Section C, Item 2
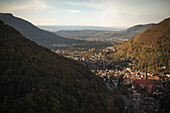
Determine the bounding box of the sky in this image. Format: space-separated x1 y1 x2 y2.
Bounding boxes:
0 0 170 26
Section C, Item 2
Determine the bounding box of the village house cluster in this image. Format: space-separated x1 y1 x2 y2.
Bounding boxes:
97 66 170 113
119 68 170 113
53 47 170 113
54 47 116 69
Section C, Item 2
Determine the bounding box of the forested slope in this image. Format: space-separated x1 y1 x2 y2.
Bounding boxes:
113 18 170 74
0 21 124 113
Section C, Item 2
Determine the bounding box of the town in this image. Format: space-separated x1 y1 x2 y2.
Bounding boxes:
54 46 170 113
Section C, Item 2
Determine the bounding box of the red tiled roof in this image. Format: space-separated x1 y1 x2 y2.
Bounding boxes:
133 80 156 87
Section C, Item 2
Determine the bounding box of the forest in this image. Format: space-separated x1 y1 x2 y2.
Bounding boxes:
0 20 124 113
113 18 170 74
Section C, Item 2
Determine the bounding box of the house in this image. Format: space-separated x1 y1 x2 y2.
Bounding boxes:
114 73 118 77
166 74 170 78
132 80 156 93
123 79 131 85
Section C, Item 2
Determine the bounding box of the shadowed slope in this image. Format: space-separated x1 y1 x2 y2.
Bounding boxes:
0 20 124 113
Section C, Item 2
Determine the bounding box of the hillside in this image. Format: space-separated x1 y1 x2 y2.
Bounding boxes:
0 13 83 49
55 24 155 41
0 21 124 113
126 24 156 34
113 18 170 74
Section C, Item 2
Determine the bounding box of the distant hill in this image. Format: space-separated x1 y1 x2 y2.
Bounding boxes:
56 30 111 39
38 25 126 32
0 13 83 49
55 24 156 41
113 18 170 74
0 20 124 113
126 24 156 33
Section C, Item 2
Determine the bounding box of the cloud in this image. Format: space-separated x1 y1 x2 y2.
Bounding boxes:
48 9 80 14
0 0 81 14
0 0 53 12
63 0 103 9
68 10 80 13
0 0 169 26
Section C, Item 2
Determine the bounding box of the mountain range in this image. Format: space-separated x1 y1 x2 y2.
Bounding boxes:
0 13 115 50
0 20 124 113
113 18 170 74
55 24 156 41
0 13 83 49
0 13 155 47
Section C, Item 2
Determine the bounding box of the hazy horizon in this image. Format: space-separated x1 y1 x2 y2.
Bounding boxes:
37 25 129 32
37 24 129 27
0 0 170 26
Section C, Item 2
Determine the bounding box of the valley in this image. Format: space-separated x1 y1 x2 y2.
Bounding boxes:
54 45 169 113
0 12 169 113
52 18 170 113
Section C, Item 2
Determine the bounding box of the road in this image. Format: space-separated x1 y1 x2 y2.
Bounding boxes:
104 82 113 92
104 82 131 113
120 94 131 113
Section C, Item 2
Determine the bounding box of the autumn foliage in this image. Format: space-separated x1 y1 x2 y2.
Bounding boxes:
114 18 170 74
